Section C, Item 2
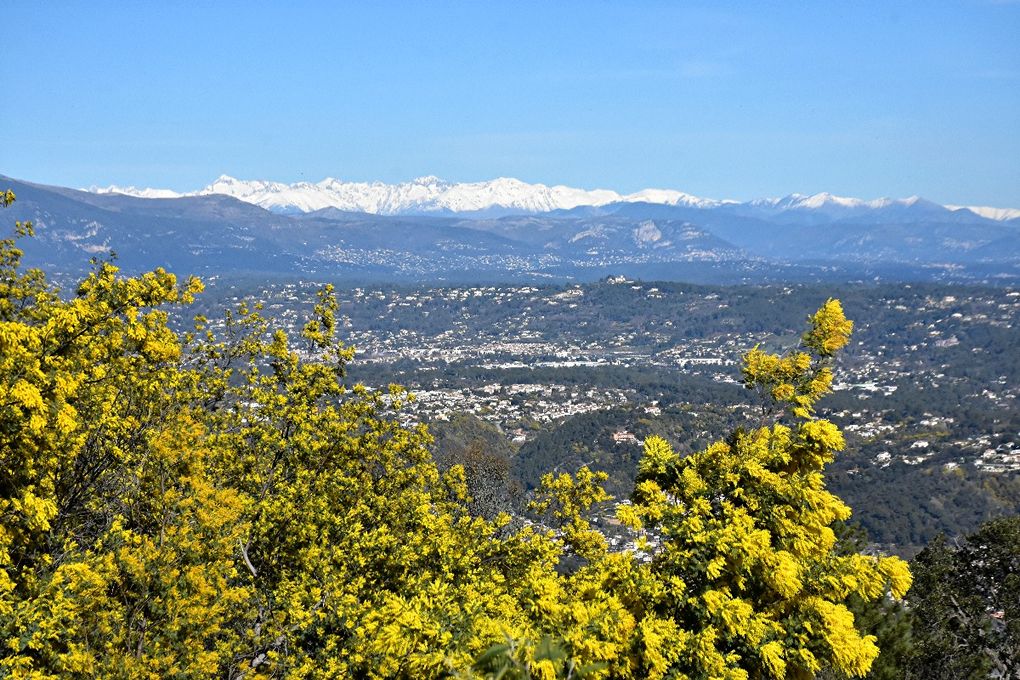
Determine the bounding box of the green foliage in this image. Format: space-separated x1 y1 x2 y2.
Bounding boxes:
1 192 911 679
431 414 522 519
904 516 1020 678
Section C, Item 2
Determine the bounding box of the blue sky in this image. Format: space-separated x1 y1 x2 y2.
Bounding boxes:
4 1 1019 206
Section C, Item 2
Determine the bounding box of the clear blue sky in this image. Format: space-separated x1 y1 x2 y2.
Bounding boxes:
4 1 1019 206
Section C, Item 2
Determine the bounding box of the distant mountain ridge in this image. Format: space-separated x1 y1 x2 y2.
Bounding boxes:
3 173 1017 286
89 175 1020 222
90 175 725 216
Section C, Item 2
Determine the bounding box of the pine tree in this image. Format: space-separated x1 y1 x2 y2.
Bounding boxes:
906 516 1020 678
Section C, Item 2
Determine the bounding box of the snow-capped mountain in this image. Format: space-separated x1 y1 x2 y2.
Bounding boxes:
88 184 184 200
88 176 1018 221
90 175 728 215
946 204 1020 222
747 192 928 212
7 173 1018 285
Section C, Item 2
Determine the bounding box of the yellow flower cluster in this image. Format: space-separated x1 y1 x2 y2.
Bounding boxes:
0 192 908 679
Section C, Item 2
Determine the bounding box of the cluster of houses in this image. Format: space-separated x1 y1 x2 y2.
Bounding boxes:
203 280 1019 476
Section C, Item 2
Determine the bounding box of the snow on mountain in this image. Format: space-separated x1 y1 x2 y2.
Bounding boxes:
88 177 1019 220
88 184 183 199
619 188 729 209
946 205 1020 222
89 175 727 215
747 192 930 212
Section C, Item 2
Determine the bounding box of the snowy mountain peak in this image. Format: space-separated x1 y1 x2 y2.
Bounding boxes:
412 175 445 185
85 176 1019 221
87 184 183 199
749 192 960 215
621 188 728 209
800 192 859 209
946 205 1020 221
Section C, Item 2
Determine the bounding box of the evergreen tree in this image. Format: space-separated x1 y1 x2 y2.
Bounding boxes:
906 516 1020 678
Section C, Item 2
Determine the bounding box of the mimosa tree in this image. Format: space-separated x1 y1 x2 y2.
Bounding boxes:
0 189 909 679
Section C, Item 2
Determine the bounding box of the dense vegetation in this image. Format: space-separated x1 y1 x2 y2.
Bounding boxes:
5 191 1019 676
905 515 1020 678
0 190 929 678
423 387 1020 555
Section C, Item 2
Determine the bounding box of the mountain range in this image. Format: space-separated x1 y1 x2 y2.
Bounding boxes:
90 175 1020 222
1 173 1017 286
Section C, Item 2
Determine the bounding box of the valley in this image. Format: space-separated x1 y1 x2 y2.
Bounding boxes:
192 276 1020 556
7 173 1019 555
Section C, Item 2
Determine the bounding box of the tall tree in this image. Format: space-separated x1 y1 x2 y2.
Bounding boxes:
906 516 1020 678
607 300 912 678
